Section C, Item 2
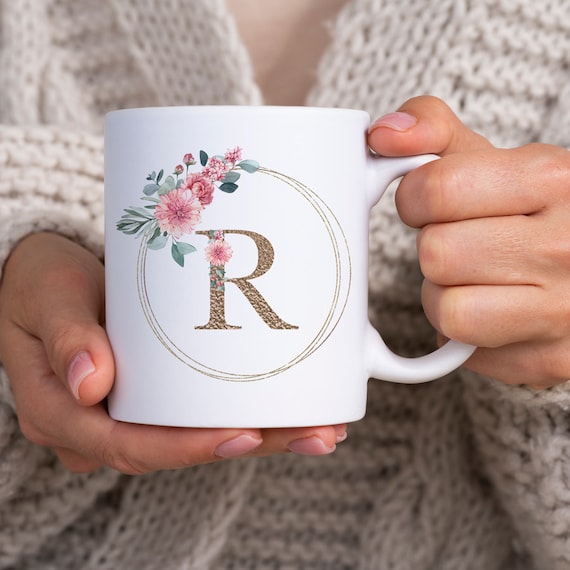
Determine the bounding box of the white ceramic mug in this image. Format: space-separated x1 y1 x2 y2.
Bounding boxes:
104 106 475 427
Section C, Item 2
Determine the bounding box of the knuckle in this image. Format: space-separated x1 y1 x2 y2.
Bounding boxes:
434 288 477 344
417 225 453 284
420 160 462 223
94 441 150 475
17 416 52 448
535 345 570 386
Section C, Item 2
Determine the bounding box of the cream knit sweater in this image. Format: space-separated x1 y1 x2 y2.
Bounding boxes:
0 1 569 569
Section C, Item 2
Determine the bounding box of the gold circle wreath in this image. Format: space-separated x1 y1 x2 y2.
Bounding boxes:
136 167 352 382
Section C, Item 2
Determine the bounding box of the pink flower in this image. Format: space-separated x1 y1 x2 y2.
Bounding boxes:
173 164 184 175
154 188 203 239
183 153 196 166
205 238 233 266
181 172 215 206
203 157 227 181
224 147 242 165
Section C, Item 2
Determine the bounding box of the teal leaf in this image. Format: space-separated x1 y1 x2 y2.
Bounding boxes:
219 182 238 193
124 207 153 219
143 183 160 196
175 241 197 255
148 232 168 250
156 169 164 184
171 242 185 267
238 159 259 173
158 175 176 195
200 150 208 167
222 171 241 184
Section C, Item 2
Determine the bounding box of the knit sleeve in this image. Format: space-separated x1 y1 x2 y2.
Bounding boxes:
0 126 105 268
462 371 570 568
0 126 124 568
0 125 105 411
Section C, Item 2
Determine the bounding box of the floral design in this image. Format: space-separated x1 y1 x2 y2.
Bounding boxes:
204 230 233 292
154 187 203 239
205 232 233 266
116 147 259 267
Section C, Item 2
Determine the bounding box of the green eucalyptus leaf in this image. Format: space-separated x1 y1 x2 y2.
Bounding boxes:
148 233 168 250
158 175 176 195
171 242 185 267
143 183 160 196
238 159 259 173
200 150 208 166
219 182 238 193
175 241 197 255
222 171 240 184
124 207 153 219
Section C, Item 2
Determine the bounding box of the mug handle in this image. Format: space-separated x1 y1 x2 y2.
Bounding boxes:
365 153 476 383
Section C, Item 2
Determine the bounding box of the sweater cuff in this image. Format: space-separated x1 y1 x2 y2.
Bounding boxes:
0 125 105 278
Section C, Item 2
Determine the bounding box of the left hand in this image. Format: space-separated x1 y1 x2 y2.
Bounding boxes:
368 95 570 388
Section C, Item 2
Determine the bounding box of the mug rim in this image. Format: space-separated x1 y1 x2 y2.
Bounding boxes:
105 105 370 121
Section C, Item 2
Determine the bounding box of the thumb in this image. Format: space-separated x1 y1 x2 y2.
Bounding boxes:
8 233 115 406
368 95 492 157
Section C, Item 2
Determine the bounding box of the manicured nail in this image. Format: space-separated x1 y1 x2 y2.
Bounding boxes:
287 436 336 456
334 425 348 443
67 351 96 400
369 111 417 133
336 431 348 444
214 434 263 458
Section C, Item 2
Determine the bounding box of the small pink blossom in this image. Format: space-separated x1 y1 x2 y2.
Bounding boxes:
183 153 196 166
154 188 203 239
173 164 184 175
203 157 227 181
205 239 233 266
182 172 215 206
224 147 242 165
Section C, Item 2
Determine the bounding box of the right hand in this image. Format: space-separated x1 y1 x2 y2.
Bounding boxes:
0 232 345 474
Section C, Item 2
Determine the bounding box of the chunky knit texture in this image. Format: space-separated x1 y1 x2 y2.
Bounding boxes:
0 0 569 568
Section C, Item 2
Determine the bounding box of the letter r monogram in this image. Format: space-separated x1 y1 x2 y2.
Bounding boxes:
195 230 298 330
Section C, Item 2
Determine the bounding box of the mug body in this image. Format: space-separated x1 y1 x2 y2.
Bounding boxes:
105 106 371 427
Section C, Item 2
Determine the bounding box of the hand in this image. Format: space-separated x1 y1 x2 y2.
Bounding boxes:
368 96 570 388
0 233 345 473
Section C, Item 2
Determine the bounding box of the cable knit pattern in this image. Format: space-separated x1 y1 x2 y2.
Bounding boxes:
0 0 569 568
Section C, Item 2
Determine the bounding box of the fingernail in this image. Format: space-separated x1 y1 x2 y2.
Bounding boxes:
369 111 417 133
214 434 263 458
287 436 336 456
67 351 96 400
336 431 348 444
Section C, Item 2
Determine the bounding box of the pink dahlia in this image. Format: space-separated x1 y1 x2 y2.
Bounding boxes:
154 188 202 239
181 172 215 206
205 238 233 266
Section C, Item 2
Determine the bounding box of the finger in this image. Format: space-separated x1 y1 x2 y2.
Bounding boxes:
3 320 263 473
417 214 559 287
464 341 570 388
5 233 114 405
53 447 103 474
421 281 568 348
22 371 264 473
255 424 347 457
396 144 570 228
368 95 493 158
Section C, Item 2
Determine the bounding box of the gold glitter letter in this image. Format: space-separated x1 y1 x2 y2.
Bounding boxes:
196 230 298 330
